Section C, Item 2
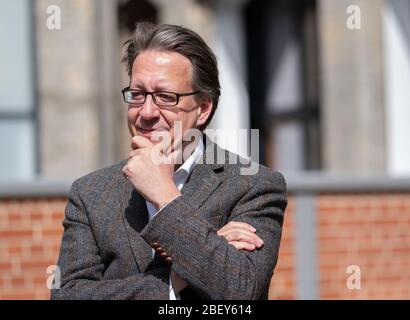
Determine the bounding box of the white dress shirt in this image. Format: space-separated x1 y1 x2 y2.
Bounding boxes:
145 136 204 299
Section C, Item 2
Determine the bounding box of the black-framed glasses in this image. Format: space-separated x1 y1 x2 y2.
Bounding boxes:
121 87 200 107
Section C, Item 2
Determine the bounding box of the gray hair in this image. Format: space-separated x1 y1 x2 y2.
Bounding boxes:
122 22 221 129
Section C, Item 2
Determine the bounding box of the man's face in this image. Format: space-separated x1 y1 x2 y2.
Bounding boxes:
127 50 212 145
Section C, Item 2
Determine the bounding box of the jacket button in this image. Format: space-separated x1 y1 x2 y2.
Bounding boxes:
160 252 168 258
164 257 173 264
152 242 160 249
156 247 164 254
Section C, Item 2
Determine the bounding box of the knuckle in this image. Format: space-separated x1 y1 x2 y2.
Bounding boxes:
237 221 249 228
231 231 240 239
217 226 226 233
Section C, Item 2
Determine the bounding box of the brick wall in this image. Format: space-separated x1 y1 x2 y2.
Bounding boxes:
1 193 409 300
317 193 410 299
0 199 65 299
269 198 296 299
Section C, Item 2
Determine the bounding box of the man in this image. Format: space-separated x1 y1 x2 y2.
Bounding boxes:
51 22 287 300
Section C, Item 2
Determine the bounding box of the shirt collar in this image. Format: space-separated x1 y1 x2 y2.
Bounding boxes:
173 135 204 189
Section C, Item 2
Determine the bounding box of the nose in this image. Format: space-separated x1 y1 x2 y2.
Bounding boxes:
138 94 160 120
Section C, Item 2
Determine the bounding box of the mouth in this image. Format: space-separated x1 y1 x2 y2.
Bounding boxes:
139 128 157 134
137 127 168 139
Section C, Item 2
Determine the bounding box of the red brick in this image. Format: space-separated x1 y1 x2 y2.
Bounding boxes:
0 230 32 238
33 276 48 286
42 229 63 237
0 293 36 300
10 277 27 287
21 260 54 271
30 245 44 255
8 245 23 255
0 262 13 271
35 292 51 300
52 211 64 221
30 212 43 221
8 213 22 222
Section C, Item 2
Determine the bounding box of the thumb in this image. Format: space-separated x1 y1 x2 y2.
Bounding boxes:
131 135 152 150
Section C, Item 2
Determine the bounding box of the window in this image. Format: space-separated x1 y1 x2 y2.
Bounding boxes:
0 0 37 180
246 0 321 172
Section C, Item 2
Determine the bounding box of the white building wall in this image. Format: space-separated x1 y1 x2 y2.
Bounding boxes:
383 0 410 176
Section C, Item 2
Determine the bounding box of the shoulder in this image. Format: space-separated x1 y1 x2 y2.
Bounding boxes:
233 161 286 193
70 159 127 195
211 144 287 194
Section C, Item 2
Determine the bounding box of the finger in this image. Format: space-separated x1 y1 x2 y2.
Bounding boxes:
169 135 183 158
164 126 184 158
151 131 181 165
131 135 152 150
217 224 258 238
218 227 257 238
218 221 256 233
227 221 257 232
164 128 175 157
152 134 172 162
219 229 264 247
228 241 256 251
152 131 172 154
121 165 131 180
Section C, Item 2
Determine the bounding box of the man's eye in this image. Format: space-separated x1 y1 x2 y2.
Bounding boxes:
131 92 145 100
156 92 176 102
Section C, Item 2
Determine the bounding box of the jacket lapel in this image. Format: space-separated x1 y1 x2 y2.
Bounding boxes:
178 135 224 209
179 162 223 210
121 183 153 273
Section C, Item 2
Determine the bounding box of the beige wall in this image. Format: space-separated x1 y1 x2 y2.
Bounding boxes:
319 0 386 174
36 0 100 179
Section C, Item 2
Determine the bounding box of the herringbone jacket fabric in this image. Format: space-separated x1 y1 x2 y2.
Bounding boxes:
51 137 287 300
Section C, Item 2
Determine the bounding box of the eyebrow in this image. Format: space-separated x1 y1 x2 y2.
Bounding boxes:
129 85 173 92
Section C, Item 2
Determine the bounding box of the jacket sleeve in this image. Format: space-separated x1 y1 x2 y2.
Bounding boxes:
140 170 287 300
51 180 170 300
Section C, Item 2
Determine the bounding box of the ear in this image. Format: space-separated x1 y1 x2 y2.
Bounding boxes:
195 96 213 128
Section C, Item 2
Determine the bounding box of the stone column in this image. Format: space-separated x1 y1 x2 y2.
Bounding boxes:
383 0 410 176
94 0 122 168
319 0 386 174
36 0 125 178
36 0 100 178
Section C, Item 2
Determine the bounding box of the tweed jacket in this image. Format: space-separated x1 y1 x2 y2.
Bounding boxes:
51 137 287 300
